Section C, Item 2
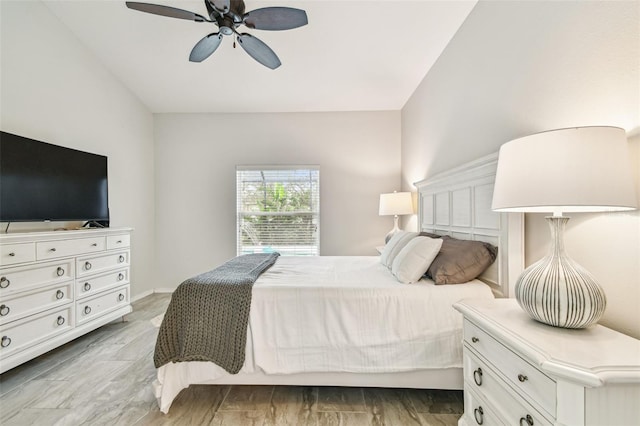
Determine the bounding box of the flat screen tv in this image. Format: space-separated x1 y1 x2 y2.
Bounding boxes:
0 131 109 224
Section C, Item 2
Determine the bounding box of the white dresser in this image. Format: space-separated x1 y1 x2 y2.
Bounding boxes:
454 298 640 426
0 227 132 373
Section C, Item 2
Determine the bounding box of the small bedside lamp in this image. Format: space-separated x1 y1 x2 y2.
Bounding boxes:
492 126 637 329
379 191 413 243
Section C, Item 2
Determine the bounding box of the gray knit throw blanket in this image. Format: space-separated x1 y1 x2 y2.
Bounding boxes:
153 252 280 372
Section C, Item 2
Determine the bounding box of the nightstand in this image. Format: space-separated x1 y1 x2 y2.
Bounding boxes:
454 298 640 426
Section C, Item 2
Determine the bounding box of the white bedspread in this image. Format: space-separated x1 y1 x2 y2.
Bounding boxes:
155 256 494 412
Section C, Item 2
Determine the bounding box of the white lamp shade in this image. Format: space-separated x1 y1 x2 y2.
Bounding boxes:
492 126 637 214
379 192 413 216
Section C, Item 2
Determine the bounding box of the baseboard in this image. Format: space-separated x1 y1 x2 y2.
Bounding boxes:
153 288 175 294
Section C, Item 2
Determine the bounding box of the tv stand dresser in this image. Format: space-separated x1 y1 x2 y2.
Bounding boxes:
0 227 132 373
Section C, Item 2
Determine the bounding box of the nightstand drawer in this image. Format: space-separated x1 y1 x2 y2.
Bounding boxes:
463 387 505 426
464 350 553 426
464 319 556 417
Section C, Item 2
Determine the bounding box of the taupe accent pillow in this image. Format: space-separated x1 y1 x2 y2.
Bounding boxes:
427 236 498 284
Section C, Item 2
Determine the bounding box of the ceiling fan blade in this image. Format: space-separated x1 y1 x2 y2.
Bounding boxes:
126 2 208 22
237 33 281 69
189 33 223 62
243 7 308 31
210 0 230 13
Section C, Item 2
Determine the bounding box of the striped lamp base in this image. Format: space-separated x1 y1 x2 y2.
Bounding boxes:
515 216 606 329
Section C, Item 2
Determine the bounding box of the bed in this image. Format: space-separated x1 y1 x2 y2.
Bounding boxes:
153 153 524 414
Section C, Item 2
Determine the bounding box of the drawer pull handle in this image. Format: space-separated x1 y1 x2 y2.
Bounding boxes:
473 367 483 386
8 252 15 257
91 243 98 247
84 282 91 291
56 316 65 326
1 336 11 348
0 305 10 316
49 248 57 252
118 255 125 263
56 267 65 277
117 240 123 244
84 306 92 315
520 414 534 426
471 336 479 343
118 293 125 302
56 290 64 299
84 261 92 270
0 277 9 288
473 406 484 425
518 374 528 382
118 273 124 281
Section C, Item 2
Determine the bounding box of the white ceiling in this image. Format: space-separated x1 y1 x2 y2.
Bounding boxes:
43 0 477 113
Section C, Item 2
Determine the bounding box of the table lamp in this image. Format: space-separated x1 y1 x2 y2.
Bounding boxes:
379 191 413 243
492 126 637 328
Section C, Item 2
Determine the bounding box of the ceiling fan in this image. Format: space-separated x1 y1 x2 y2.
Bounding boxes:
125 0 308 69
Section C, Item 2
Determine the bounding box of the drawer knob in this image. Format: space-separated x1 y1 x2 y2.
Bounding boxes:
473 406 484 425
518 374 528 383
49 248 57 252
118 273 124 281
84 306 92 315
56 267 65 277
0 277 9 288
91 243 98 247
117 240 123 244
1 336 11 348
0 304 10 316
118 255 125 263
84 261 92 270
118 293 125 302
471 336 479 343
56 290 65 300
520 414 534 426
84 282 91 291
56 316 65 326
8 252 15 257
473 367 483 386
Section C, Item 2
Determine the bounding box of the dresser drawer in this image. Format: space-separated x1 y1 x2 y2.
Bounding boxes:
36 237 105 261
77 269 129 299
106 234 130 250
76 285 129 325
464 386 505 426
0 282 73 325
464 350 553 426
0 243 36 266
0 259 74 298
76 251 129 278
0 305 72 358
464 319 556 418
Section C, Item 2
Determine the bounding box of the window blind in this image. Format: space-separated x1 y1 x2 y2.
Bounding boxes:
236 166 320 256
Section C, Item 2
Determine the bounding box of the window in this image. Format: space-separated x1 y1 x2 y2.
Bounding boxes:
236 166 320 256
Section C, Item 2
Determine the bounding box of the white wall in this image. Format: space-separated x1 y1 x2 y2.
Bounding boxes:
154 112 400 290
401 1 640 337
0 1 156 297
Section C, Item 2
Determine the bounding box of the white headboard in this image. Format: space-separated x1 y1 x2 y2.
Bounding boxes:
414 153 524 298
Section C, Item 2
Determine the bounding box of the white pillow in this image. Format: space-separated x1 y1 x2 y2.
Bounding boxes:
391 236 443 284
380 231 418 268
